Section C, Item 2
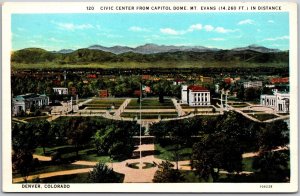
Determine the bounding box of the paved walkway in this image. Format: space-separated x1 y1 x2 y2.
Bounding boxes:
114 99 131 117
171 98 185 116
14 145 289 183
78 99 93 107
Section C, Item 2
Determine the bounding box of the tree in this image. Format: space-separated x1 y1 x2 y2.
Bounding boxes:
153 80 171 103
237 85 245 100
12 122 39 181
12 150 34 182
35 120 51 155
67 120 88 158
252 151 290 182
153 161 184 182
191 133 243 182
258 120 289 151
88 162 121 183
244 87 260 101
93 124 135 160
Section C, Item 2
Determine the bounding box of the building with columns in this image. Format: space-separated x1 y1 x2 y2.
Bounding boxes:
53 87 68 95
260 90 289 113
181 85 211 106
12 93 49 116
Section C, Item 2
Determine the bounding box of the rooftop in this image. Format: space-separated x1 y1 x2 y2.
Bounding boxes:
188 85 209 92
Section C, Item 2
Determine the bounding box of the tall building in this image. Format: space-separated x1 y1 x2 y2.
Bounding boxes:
12 93 49 116
181 85 211 106
260 90 289 113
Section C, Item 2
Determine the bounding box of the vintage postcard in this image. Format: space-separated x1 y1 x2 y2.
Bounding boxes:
1 1 298 193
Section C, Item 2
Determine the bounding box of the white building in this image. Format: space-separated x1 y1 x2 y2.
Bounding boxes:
53 87 68 95
243 81 263 89
181 85 211 106
12 93 49 116
260 90 289 113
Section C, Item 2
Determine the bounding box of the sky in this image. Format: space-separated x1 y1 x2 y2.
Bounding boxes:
11 12 289 51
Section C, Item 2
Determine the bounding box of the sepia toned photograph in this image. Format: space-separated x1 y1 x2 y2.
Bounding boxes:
1 2 298 192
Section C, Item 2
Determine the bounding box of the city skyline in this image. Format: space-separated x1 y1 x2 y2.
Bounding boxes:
12 12 289 51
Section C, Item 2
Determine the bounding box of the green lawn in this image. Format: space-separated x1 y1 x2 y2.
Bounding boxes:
84 99 125 109
248 113 278 121
84 107 111 110
127 98 175 109
121 113 178 119
13 163 91 178
181 105 213 109
88 99 125 104
242 157 256 172
35 146 118 163
154 144 192 161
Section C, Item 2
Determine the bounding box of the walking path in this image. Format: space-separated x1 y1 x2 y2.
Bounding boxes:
264 115 290 123
78 99 93 107
172 98 185 116
114 99 131 117
14 144 289 183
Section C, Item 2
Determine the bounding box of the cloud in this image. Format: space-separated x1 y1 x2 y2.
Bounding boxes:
161 24 236 35
268 20 275 23
53 21 94 31
49 37 64 42
204 25 214 32
160 28 183 35
263 36 289 41
128 26 150 32
188 24 202 32
214 27 236 33
160 24 203 35
238 19 255 25
210 38 225 41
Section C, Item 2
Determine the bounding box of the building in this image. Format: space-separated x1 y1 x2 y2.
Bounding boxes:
200 76 214 83
270 77 289 84
12 93 49 116
181 85 211 106
173 79 186 85
224 77 234 85
243 81 263 89
99 90 109 98
260 90 289 113
53 87 68 95
142 75 151 80
87 74 97 79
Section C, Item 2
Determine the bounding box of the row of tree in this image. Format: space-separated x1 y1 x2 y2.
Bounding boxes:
12 74 182 99
150 111 289 182
12 117 140 180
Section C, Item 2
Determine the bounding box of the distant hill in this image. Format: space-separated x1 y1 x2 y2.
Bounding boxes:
11 45 289 68
232 44 281 53
85 44 220 54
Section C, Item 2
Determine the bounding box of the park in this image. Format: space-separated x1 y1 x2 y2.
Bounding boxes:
12 93 290 183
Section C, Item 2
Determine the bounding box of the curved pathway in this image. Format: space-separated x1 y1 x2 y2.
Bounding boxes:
14 144 289 183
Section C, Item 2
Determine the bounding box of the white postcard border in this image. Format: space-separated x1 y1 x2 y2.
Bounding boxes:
1 2 298 193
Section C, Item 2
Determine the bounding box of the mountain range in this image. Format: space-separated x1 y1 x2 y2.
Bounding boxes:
52 44 282 55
